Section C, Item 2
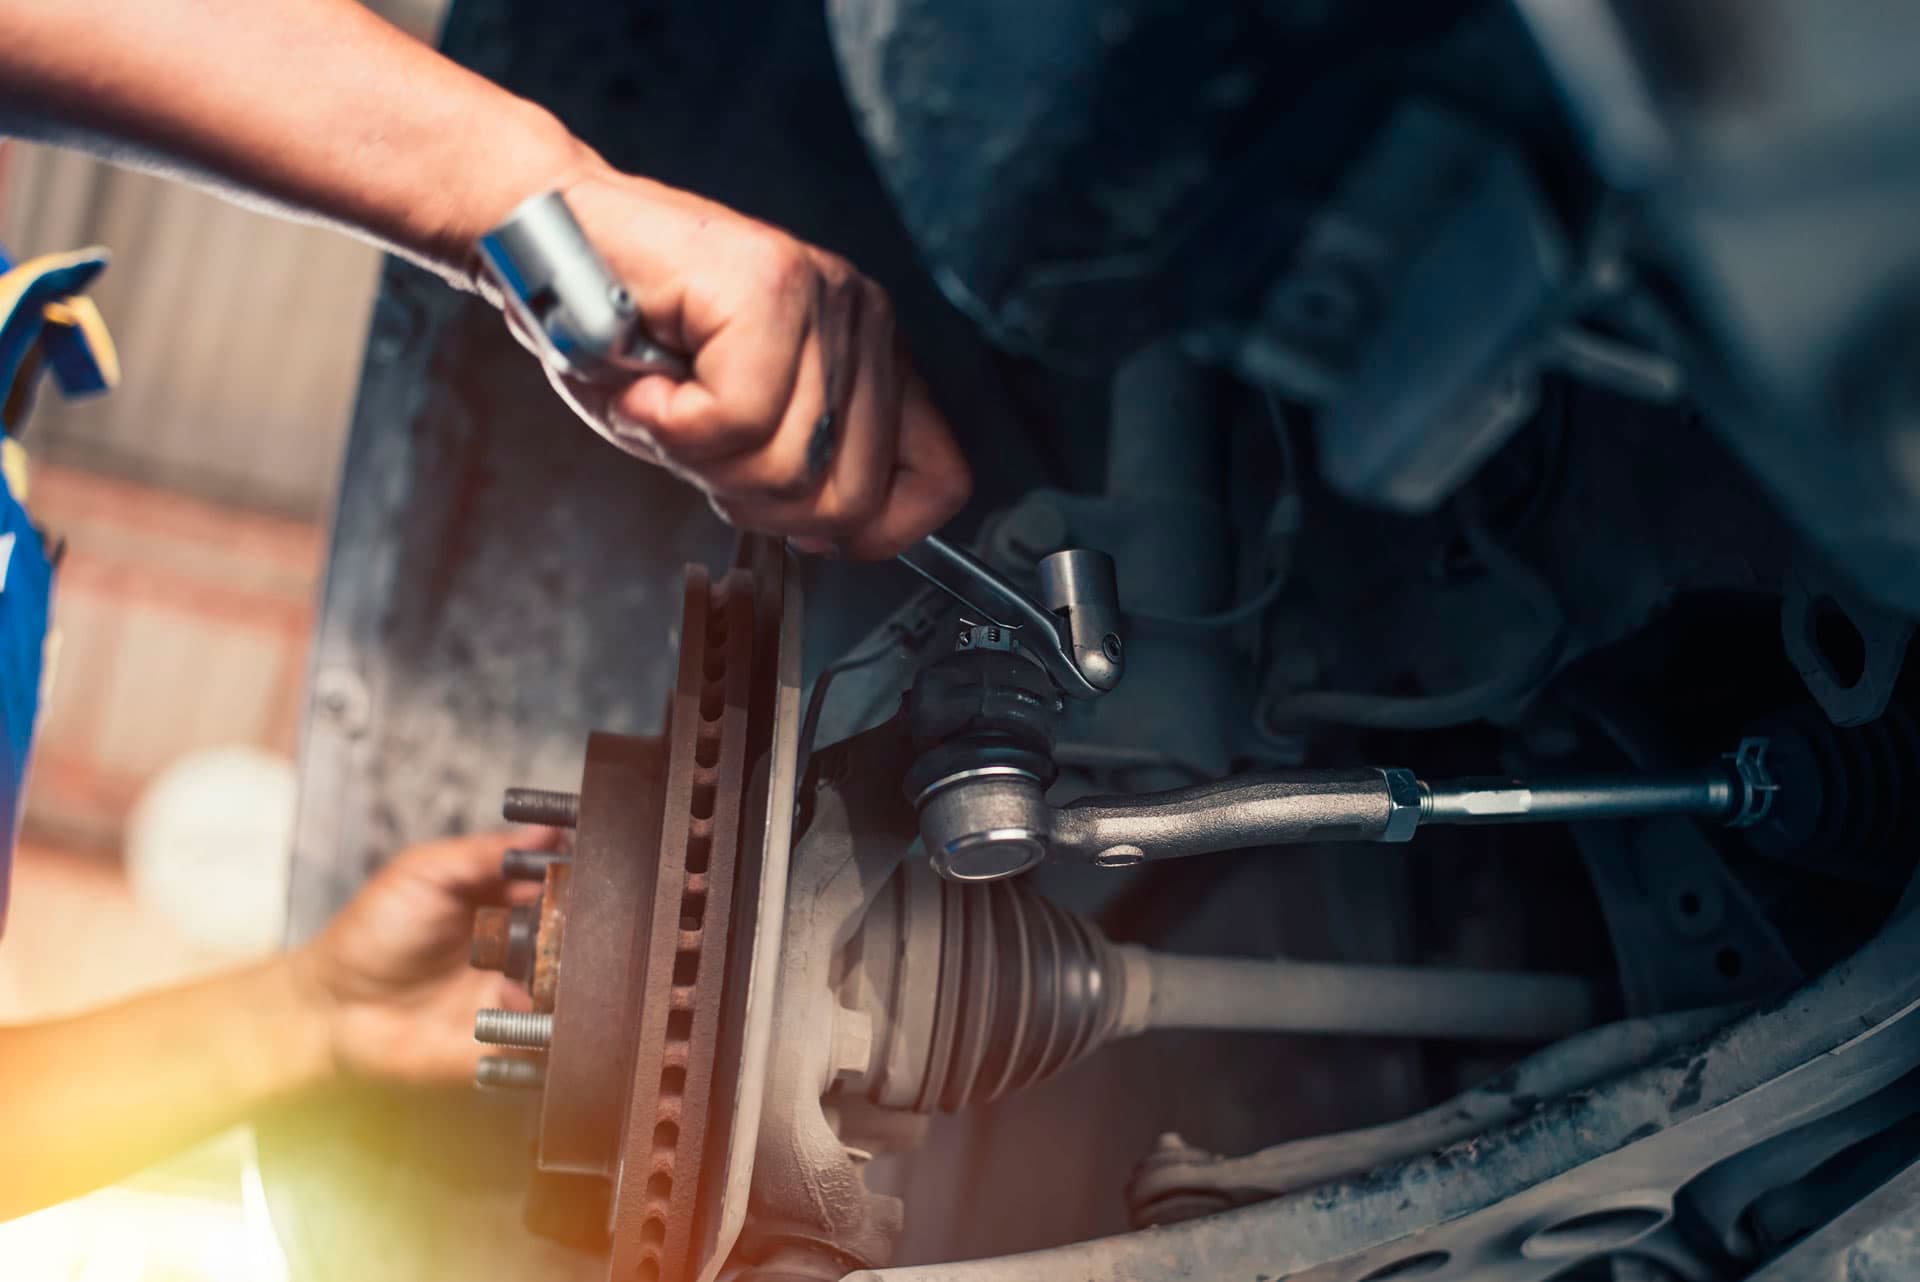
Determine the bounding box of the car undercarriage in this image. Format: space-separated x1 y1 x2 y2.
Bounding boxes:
263 3 1920 1281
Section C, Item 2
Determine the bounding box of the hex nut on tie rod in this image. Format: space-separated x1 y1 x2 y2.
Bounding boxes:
1381 767 1423 842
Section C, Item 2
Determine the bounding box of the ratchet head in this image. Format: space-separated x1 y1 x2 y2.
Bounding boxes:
476 190 691 384
1038 549 1123 692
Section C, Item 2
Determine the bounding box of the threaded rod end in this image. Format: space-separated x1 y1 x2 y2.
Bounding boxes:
503 788 579 828
475 1056 547 1090
475 1008 553 1049
502 848 568 880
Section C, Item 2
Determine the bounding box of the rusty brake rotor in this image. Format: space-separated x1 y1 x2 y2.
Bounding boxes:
474 538 795 1282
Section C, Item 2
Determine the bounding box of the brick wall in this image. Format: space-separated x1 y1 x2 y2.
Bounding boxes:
24 464 323 850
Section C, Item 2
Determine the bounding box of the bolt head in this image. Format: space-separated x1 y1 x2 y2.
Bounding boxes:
313 668 371 738
831 1008 876 1084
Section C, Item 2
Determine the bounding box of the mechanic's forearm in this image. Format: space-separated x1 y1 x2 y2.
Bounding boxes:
0 955 331 1220
0 0 592 278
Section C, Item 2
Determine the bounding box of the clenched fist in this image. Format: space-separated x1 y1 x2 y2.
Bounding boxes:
485 164 972 559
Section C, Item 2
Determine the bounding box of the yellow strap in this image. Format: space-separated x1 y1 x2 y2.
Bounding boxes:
1 439 27 502
0 247 117 426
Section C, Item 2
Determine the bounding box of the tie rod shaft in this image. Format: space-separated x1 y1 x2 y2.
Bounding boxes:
918 740 1776 878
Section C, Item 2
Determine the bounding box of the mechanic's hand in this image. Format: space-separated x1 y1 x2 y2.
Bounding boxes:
290 828 559 1087
495 164 971 560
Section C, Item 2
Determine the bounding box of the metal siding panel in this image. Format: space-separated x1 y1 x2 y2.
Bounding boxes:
2 147 377 519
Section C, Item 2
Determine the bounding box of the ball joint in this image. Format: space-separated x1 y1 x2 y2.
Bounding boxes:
903 645 1062 881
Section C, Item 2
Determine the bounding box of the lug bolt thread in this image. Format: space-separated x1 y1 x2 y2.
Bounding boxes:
475 1056 547 1090
502 848 567 881
475 1008 553 1049
502 788 579 828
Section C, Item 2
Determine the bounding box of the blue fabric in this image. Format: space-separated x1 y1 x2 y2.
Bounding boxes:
0 238 64 936
42 321 113 397
0 462 49 935
0 242 115 398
